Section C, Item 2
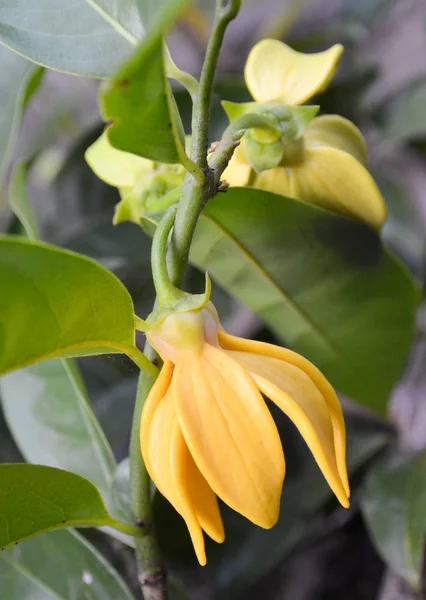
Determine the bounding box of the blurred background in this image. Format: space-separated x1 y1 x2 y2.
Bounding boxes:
0 0 425 598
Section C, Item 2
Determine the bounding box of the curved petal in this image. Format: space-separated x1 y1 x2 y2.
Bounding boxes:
305 115 368 166
186 452 225 543
290 147 387 228
143 383 207 565
245 39 343 105
254 167 292 196
174 344 285 529
218 332 349 498
222 143 252 187
85 131 154 188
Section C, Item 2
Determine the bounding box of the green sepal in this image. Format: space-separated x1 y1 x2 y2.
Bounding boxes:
136 273 212 332
222 100 259 121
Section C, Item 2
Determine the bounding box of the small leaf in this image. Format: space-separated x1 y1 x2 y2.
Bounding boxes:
361 451 426 590
0 236 137 375
0 359 116 502
0 529 134 600
0 46 43 182
8 162 39 240
101 38 187 163
191 188 419 413
0 465 117 549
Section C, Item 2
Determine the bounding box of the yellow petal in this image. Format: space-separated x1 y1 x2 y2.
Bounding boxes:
305 115 368 166
186 452 225 544
140 362 207 565
290 147 387 228
85 131 154 188
222 142 252 187
218 332 349 498
245 39 343 105
254 167 291 196
174 345 285 528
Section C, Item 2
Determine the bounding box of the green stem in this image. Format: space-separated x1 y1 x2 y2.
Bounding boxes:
170 0 242 285
129 343 167 600
151 206 179 306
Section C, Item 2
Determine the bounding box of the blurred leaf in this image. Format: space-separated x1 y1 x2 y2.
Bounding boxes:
0 359 116 502
0 529 134 600
0 465 118 549
110 458 133 524
8 162 39 239
101 36 186 163
0 46 43 183
0 1 133 78
361 451 426 591
191 188 419 414
155 410 392 598
0 236 137 374
385 83 426 143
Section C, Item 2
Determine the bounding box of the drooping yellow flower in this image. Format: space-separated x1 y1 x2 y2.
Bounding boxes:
223 39 386 229
141 303 350 565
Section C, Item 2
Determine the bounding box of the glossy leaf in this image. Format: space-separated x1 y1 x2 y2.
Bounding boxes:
0 529 134 600
101 35 186 164
0 236 138 375
0 46 43 182
0 359 116 501
361 451 426 591
0 1 132 78
385 83 426 142
0 464 117 549
191 188 419 413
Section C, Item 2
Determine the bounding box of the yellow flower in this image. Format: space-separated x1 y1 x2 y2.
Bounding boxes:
141 304 350 565
85 132 184 224
223 39 386 229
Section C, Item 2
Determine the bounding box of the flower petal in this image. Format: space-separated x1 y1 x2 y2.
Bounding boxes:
174 345 285 528
140 362 207 565
289 146 387 228
305 115 368 166
222 143 252 186
218 333 349 498
85 131 153 188
186 452 225 543
245 39 343 105
254 167 292 196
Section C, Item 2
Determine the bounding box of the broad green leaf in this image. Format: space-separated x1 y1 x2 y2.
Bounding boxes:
191 188 419 414
361 451 426 591
0 1 132 78
0 464 118 549
0 46 43 182
0 236 138 374
385 83 426 142
8 162 39 240
0 359 116 501
0 529 134 600
101 36 187 164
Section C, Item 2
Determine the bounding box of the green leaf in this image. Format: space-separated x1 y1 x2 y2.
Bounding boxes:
0 236 138 375
191 188 419 414
385 83 426 142
0 529 134 600
361 451 426 591
0 46 43 182
8 162 39 240
0 464 117 549
0 359 116 501
101 36 187 164
0 1 133 78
